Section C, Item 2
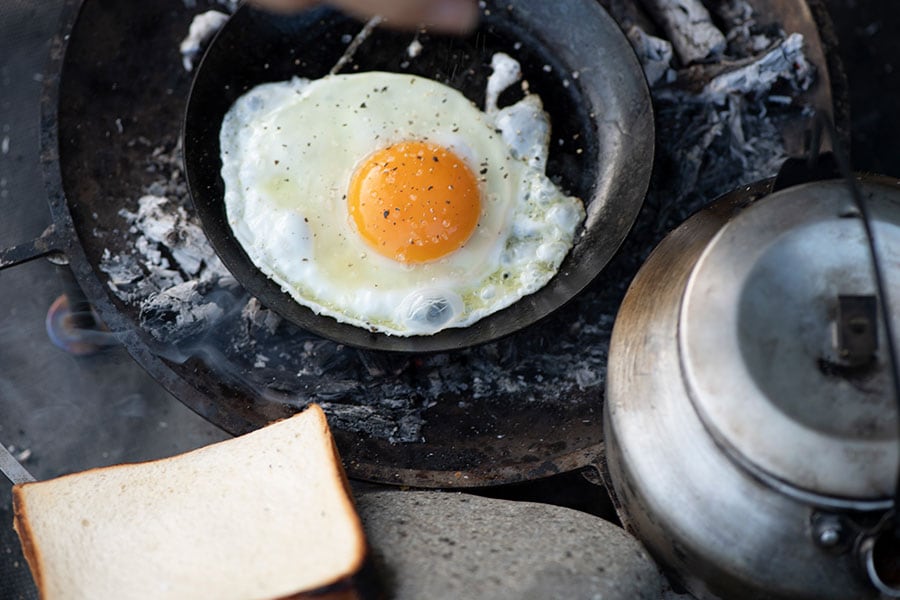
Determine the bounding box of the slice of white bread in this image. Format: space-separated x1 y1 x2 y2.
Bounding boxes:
12 404 371 600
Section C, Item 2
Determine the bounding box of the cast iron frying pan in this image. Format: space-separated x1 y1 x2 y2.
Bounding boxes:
184 0 654 352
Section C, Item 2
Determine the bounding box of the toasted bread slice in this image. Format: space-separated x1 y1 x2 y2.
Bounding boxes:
12 404 371 600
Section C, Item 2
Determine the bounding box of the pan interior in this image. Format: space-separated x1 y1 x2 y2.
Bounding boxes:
184 1 648 352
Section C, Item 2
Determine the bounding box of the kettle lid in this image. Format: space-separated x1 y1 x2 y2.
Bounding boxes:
680 179 900 502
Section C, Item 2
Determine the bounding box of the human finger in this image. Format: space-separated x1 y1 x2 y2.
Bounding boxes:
246 0 479 34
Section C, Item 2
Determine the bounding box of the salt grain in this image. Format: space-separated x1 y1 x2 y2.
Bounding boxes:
406 38 423 58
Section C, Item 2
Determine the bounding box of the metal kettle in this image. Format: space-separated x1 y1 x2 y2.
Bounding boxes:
603 172 900 599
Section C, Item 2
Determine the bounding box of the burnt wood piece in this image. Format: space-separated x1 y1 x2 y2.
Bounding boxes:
640 0 726 64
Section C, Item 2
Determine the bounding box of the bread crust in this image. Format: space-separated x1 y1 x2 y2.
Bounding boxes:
324 411 368 579
278 555 382 600
12 483 46 599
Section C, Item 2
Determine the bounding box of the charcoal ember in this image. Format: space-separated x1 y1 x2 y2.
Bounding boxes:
425 370 470 397
318 402 424 443
241 297 282 335
296 339 360 377
289 377 361 400
356 349 411 377
713 0 783 56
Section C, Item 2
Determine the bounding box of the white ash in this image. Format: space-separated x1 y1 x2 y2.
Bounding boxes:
627 26 674 87
642 0 726 64
652 32 814 106
574 366 603 390
120 195 229 282
140 281 227 342
99 249 143 287
180 10 230 72
100 193 235 343
696 33 814 105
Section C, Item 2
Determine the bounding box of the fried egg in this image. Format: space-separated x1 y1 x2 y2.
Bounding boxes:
220 57 584 336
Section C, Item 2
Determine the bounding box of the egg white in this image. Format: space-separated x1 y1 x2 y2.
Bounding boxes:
220 69 584 335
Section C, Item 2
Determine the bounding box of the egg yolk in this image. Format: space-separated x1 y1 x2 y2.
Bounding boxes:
348 141 481 263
